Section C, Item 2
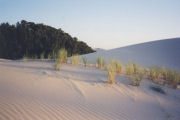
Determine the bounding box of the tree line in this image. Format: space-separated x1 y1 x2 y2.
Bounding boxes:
0 20 95 59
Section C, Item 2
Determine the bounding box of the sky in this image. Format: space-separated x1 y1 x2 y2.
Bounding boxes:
0 0 180 49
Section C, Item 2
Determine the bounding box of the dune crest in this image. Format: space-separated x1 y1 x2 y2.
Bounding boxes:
83 38 180 71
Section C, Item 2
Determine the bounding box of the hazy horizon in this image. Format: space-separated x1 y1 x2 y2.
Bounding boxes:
1 0 180 49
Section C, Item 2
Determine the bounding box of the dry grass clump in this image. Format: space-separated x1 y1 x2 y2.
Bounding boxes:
112 59 122 74
148 66 162 82
131 67 144 86
125 62 144 86
125 63 134 76
166 70 180 88
57 48 68 63
71 54 79 66
132 62 138 74
106 63 117 84
97 57 106 69
54 48 68 71
148 66 180 88
82 57 88 67
55 59 61 71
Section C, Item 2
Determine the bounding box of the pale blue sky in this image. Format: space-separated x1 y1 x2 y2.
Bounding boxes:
0 0 180 49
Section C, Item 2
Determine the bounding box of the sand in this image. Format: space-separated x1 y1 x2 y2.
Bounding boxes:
0 59 180 120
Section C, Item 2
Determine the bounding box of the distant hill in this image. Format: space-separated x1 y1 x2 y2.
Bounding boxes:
0 20 95 59
82 38 180 71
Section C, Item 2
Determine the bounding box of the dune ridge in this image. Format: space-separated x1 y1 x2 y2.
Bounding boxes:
82 38 180 71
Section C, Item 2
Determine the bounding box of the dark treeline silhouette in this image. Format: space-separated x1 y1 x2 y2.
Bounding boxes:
0 20 95 59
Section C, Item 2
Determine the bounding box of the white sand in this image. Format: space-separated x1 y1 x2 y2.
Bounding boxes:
0 59 180 120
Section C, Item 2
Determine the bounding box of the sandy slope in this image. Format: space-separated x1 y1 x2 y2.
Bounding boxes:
0 60 180 120
82 38 180 71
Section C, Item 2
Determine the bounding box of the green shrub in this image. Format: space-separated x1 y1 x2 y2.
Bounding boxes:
106 63 117 84
82 57 88 67
71 54 79 66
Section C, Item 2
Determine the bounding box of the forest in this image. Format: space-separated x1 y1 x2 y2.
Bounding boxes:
0 20 95 59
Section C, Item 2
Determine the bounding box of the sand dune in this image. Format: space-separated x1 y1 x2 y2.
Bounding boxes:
0 60 180 120
82 38 180 71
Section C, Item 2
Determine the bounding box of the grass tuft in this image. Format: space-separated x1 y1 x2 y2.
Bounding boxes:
54 48 68 71
55 59 61 71
131 67 144 86
106 63 117 84
111 59 122 74
125 63 134 76
71 54 79 66
57 48 67 63
97 57 106 69
148 67 180 88
82 57 88 67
